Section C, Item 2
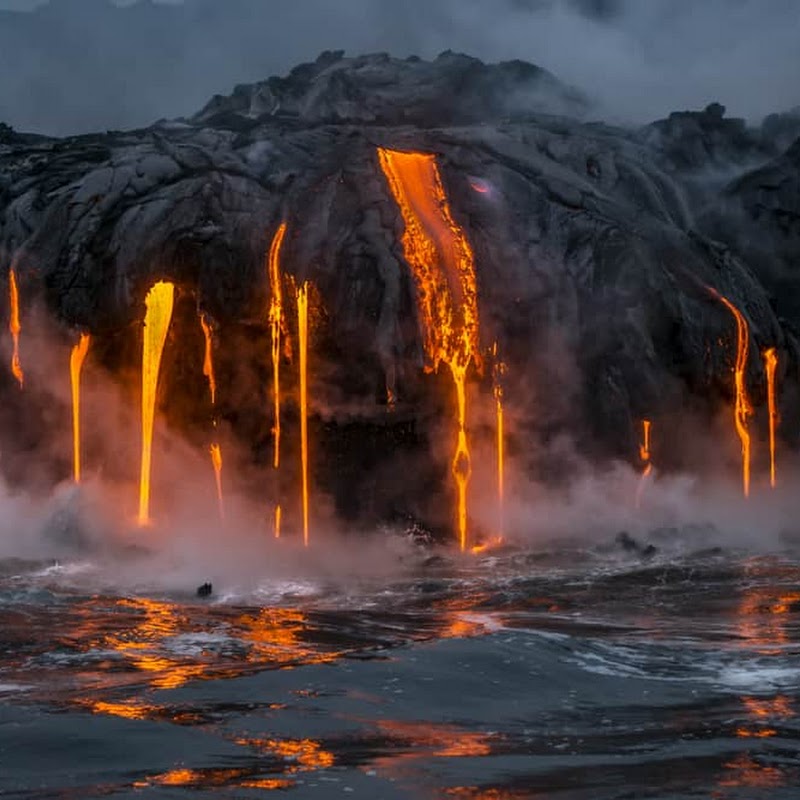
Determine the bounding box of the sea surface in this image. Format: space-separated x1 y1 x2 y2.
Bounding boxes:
1 531 799 799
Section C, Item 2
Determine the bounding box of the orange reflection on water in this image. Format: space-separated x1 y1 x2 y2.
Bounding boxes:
368 720 494 778
717 575 798 792
445 789 525 800
717 755 785 790
236 736 335 772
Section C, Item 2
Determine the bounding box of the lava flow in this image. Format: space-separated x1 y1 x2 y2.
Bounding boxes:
70 333 91 484
709 288 754 498
138 281 175 527
763 347 779 489
8 268 23 388
297 282 310 548
268 223 288 538
200 313 224 520
635 419 653 509
377 147 480 551
492 343 506 538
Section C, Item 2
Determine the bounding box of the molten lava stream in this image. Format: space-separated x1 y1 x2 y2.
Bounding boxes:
708 288 754 498
209 444 224 521
635 419 653 509
377 147 480 551
268 223 288 538
763 347 779 489
297 282 310 548
492 343 506 539
70 333 91 484
199 313 217 407
8 268 23 388
200 313 225 521
138 281 175 527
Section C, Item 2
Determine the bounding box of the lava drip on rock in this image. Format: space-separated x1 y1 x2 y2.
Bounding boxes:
8 268 23 388
200 312 224 521
708 288 754 498
636 419 653 509
297 282 310 548
268 222 288 538
763 347 779 489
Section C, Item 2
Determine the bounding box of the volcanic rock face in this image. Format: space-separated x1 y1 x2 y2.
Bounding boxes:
0 51 798 522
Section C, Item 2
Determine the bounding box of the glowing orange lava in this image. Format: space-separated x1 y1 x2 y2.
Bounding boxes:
70 333 91 484
138 281 174 527
199 313 224 521
199 313 217 406
210 443 224 521
763 347 778 489
268 222 287 470
8 268 23 388
377 147 480 551
492 343 506 539
708 288 753 498
268 223 288 539
297 282 310 547
635 419 653 509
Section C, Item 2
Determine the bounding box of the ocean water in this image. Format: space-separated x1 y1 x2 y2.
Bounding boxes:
1 535 799 799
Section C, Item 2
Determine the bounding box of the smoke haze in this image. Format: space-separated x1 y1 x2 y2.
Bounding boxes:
0 0 797 135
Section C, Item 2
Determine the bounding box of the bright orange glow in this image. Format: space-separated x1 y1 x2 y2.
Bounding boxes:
8 268 23 388
210 443 224 520
274 504 282 539
709 288 753 498
199 313 217 406
720 578 798 791
268 222 288 470
199 313 224 522
138 281 174 527
492 343 506 539
635 419 653 509
377 147 480 551
237 737 335 772
297 282 310 547
70 333 91 484
764 347 779 489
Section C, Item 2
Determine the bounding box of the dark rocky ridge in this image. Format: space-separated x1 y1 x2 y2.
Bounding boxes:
1 52 799 528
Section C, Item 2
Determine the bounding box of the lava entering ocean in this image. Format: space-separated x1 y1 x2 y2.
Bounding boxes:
138 281 175 527
377 147 480 551
70 333 91 484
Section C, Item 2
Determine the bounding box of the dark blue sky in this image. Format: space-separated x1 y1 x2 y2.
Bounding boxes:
0 0 797 134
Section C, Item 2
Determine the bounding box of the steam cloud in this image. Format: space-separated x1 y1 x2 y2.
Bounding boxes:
0 0 797 135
